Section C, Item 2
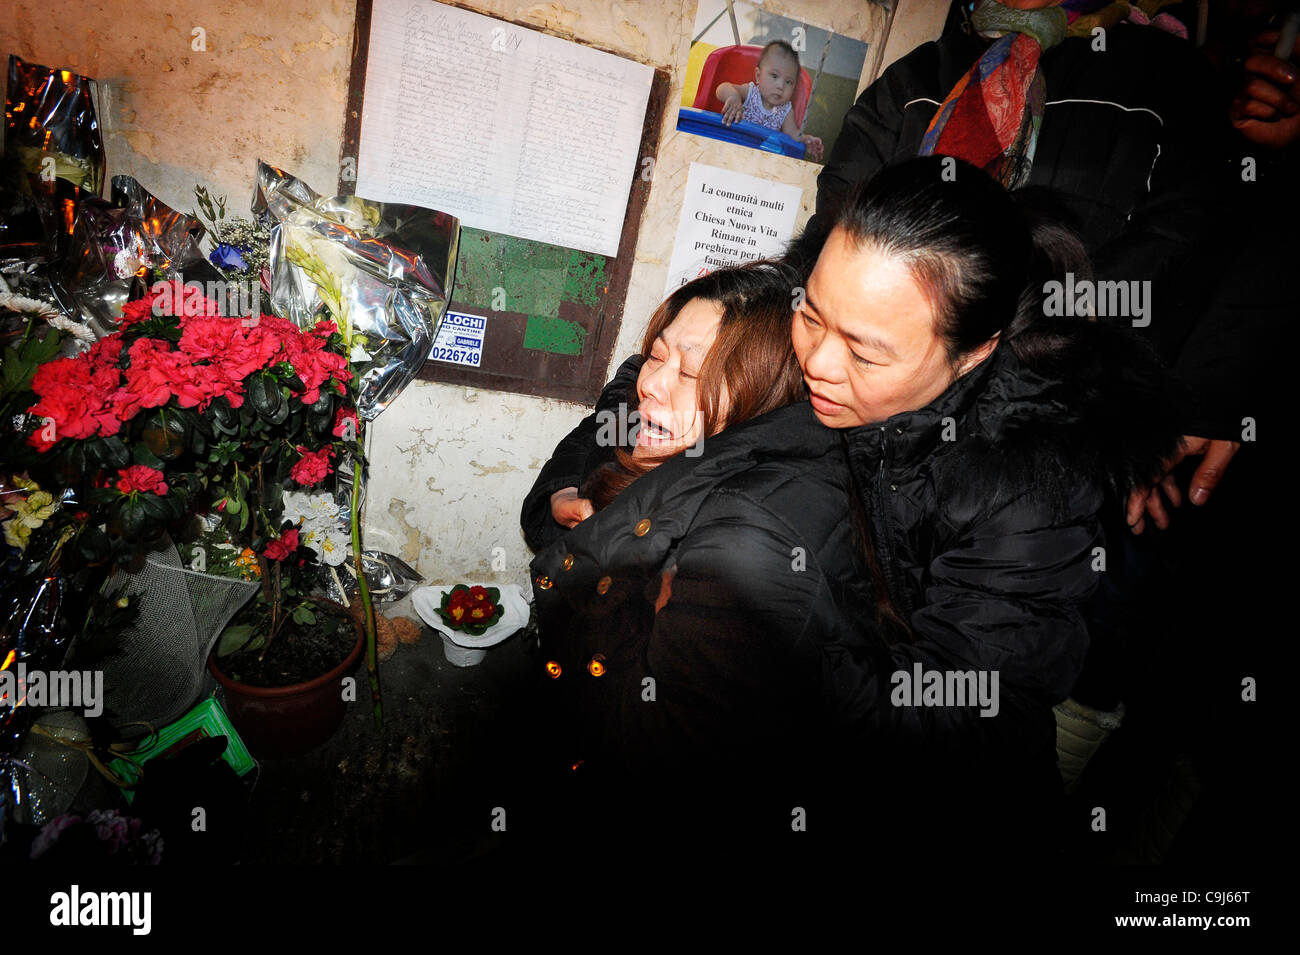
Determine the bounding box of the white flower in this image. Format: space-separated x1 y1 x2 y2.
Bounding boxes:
303 525 350 566
42 313 97 346
284 490 341 528
0 292 60 318
282 491 314 527
306 495 342 523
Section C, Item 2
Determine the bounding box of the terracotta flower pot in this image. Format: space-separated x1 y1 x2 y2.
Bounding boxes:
207 610 364 759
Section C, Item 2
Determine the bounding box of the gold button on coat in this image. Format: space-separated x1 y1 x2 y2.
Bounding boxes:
563 553 574 570
587 654 607 677
536 575 552 590
596 576 612 595
634 518 651 537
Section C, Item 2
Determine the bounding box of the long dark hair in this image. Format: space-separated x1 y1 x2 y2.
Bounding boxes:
832 156 1091 375
583 261 807 510
831 157 1093 641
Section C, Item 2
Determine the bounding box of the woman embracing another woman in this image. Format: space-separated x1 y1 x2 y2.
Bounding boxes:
521 260 876 842
520 157 1182 859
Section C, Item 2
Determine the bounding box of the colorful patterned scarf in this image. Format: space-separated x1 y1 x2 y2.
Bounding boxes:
919 0 1184 188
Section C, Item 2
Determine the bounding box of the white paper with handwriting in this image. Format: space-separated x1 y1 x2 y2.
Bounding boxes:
356 0 653 256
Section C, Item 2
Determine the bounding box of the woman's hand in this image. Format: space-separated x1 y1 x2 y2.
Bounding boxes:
802 135 824 161
550 486 594 528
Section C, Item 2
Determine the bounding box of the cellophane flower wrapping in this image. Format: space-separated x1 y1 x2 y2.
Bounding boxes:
255 160 459 421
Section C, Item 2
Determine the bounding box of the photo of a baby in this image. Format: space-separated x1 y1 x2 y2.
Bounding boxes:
716 40 822 160
676 0 870 165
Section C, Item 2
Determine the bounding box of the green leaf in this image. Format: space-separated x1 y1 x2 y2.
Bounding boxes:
76 525 111 563
162 492 186 520
138 492 169 522
261 481 285 510
115 498 146 539
216 623 257 656
292 606 316 626
141 409 189 461
100 435 131 469
25 328 63 364
0 347 32 394
487 587 501 603
132 442 165 469
225 496 242 515
246 374 281 419
265 392 290 426
209 395 235 428
309 411 333 437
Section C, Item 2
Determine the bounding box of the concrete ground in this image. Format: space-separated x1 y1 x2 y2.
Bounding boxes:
230 594 541 865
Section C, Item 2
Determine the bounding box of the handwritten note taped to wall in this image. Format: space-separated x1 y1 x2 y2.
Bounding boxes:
664 163 802 296
356 0 654 257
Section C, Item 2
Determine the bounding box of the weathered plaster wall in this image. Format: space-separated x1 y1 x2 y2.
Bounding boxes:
2 0 904 593
2 0 354 215
877 0 949 73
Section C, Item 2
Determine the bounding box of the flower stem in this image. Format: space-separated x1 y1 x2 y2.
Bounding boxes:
351 455 381 729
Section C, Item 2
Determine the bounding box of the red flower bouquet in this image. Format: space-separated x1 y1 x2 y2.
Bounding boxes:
11 278 364 669
20 279 357 555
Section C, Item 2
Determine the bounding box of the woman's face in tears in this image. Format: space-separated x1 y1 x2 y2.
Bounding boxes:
634 297 725 458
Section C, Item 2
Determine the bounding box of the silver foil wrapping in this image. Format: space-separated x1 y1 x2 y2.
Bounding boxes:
255 160 459 421
322 550 424 606
50 175 223 337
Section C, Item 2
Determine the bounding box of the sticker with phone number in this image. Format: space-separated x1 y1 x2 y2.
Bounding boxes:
430 310 486 368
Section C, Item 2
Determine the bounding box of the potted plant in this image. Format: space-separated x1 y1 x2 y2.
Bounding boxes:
436 585 505 635
418 583 523 667
204 490 364 757
12 276 377 755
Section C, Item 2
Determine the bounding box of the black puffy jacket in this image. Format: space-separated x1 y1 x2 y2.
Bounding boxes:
528 395 874 791
832 324 1183 771
522 324 1181 848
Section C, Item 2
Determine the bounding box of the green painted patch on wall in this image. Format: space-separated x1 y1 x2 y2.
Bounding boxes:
523 316 587 356
562 249 608 307
455 227 604 318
